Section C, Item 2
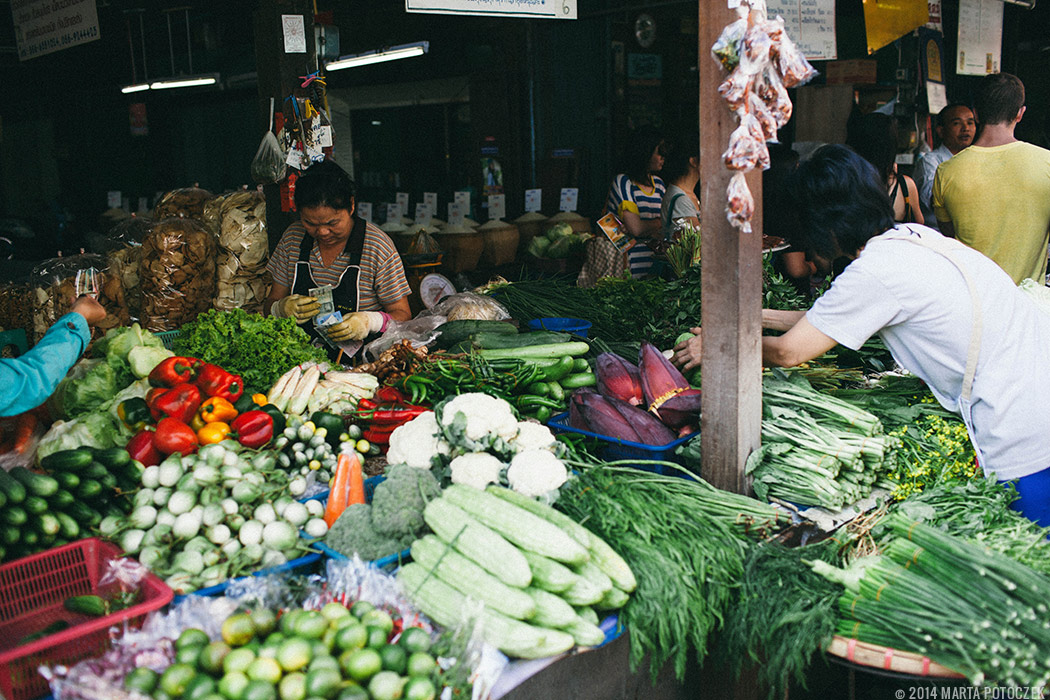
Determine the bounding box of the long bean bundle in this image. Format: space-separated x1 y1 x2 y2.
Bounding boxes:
825 514 1050 688
556 463 784 681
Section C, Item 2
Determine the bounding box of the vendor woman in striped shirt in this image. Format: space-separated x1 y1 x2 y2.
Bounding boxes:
265 160 411 357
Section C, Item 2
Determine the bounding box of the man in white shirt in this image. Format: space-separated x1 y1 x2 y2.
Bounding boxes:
913 104 976 230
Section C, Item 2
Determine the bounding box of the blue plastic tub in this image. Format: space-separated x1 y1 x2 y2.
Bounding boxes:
173 551 323 604
527 317 592 337
547 411 695 475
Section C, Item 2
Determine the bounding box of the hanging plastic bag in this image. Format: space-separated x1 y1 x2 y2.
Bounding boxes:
251 131 288 185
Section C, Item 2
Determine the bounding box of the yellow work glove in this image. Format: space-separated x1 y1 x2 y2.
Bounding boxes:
270 294 320 323
325 311 387 342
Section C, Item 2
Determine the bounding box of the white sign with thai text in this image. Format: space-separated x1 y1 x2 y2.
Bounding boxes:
406 0 575 20
11 0 100 61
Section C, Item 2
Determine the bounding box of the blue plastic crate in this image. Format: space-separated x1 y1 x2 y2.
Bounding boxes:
155 330 182 350
173 551 323 604
547 412 695 475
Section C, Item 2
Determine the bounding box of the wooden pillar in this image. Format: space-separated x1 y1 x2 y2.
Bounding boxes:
255 0 315 250
698 2 763 496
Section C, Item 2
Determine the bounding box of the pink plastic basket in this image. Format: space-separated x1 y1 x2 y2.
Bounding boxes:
0 538 173 700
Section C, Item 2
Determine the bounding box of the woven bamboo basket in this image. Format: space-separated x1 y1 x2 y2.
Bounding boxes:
826 636 966 679
478 219 520 266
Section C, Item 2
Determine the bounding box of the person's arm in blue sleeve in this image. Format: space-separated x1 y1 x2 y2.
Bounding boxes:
0 296 106 417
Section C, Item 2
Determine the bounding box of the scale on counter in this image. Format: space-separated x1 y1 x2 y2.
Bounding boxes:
419 273 455 309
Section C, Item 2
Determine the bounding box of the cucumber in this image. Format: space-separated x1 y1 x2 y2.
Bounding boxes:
95 447 132 469
541 356 576 382
0 468 26 504
560 372 597 389
49 489 76 510
84 462 109 480
67 501 101 526
99 473 118 491
2 506 28 526
572 358 590 373
434 320 517 349
546 382 565 402
422 498 532 588
40 448 94 473
23 495 48 515
76 479 104 500
479 342 590 361
54 471 81 491
10 467 58 498
55 511 80 539
523 587 576 628
35 513 61 538
0 525 20 545
471 331 571 349
21 530 39 547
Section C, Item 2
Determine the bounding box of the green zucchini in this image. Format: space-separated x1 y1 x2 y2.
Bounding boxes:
441 485 589 566
397 563 575 659
34 513 61 538
23 496 48 515
521 550 579 593
40 448 93 473
2 505 28 526
55 511 80 539
411 535 536 620
94 447 132 469
471 331 571 349
49 489 75 510
434 320 517 349
560 372 596 389
10 467 58 498
479 342 590 361
422 498 532 588
0 468 25 504
54 471 81 491
523 587 576 628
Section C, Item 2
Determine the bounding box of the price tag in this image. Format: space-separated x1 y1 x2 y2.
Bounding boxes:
559 188 579 212
107 191 122 209
396 192 410 219
386 203 402 223
414 203 432 227
488 194 506 220
423 192 438 215
448 202 465 227
525 189 542 213
357 202 372 223
286 143 306 168
454 191 471 216
316 125 333 148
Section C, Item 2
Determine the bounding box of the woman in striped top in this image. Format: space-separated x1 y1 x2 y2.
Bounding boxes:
605 128 667 278
265 161 411 353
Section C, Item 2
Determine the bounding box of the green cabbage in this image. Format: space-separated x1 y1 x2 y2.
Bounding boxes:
36 412 125 462
545 222 574 241
528 236 551 258
128 345 174 379
52 359 122 418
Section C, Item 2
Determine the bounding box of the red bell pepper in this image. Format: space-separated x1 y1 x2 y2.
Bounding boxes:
230 410 274 449
126 428 162 467
145 387 168 421
148 356 202 388
147 383 202 424
196 363 244 402
153 417 199 455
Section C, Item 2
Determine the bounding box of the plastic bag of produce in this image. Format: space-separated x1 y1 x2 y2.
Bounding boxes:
139 217 218 331
152 185 214 222
251 130 288 184
31 252 130 342
99 216 153 320
201 192 227 238
422 291 510 322
213 190 271 312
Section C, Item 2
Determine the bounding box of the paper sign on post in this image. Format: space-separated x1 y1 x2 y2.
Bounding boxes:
282 15 307 53
454 191 471 217
448 203 465 227
357 202 372 223
560 188 579 212
525 189 542 213
596 213 634 253
414 203 432 227
396 193 410 219
424 192 438 216
107 191 122 209
488 194 506 220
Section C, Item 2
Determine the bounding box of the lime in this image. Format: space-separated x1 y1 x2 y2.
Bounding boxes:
332 615 358 631
278 671 307 700
280 610 304 635
176 644 205 666
159 663 197 697
200 694 226 700
224 647 257 675
403 676 437 700
334 623 367 652
398 627 431 655
246 657 283 684
251 608 278 637
303 667 341 699
364 625 388 649
406 652 436 678
199 640 232 675
367 671 406 700
320 602 351 624
184 674 217 700
310 639 331 659
349 600 374 619
321 627 338 652
359 609 394 635
335 682 369 700
307 654 340 673
222 613 257 647
276 637 313 673
258 644 279 660
217 671 250 700
378 644 407 675
243 679 278 700
177 628 211 651
342 647 382 683
123 667 159 694
293 610 328 640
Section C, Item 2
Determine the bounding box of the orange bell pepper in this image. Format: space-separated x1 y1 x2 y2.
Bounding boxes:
197 421 231 445
200 396 238 423
251 393 268 407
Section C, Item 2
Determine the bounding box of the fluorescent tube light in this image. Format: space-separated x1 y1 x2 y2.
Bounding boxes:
121 83 151 94
150 74 219 90
325 41 428 72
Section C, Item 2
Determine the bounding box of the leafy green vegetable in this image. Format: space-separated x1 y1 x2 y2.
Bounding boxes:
171 309 327 392
52 359 124 418
37 411 125 461
93 323 166 363
128 345 173 379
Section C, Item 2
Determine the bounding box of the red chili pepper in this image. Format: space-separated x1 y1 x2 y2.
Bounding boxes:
356 398 378 412
147 382 202 424
196 363 245 402
374 386 407 405
369 406 430 425
230 410 274 449
152 418 198 455
126 428 162 466
148 356 202 388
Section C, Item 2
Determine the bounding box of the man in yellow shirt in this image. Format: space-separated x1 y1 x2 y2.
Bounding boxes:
932 73 1050 284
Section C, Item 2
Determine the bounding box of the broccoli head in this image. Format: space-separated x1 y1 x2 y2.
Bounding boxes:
370 463 442 539
323 503 405 561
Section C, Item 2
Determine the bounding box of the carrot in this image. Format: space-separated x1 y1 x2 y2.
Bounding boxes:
324 452 365 527
12 411 38 455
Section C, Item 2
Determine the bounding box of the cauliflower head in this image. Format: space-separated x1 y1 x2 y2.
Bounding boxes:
507 449 568 498
440 393 519 444
386 411 450 470
449 452 505 490
511 421 558 452
370 463 442 539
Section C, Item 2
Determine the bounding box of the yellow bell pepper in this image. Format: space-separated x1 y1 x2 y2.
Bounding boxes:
197 421 231 445
200 396 238 423
190 412 207 432
252 393 268 407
